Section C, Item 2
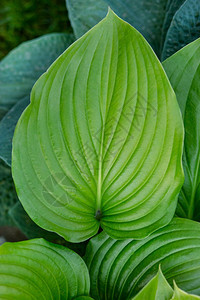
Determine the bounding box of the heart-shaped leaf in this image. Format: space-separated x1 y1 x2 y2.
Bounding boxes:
162 0 200 60
0 33 75 116
132 267 173 300
66 0 185 57
12 10 184 242
0 238 91 299
84 218 200 299
163 38 200 220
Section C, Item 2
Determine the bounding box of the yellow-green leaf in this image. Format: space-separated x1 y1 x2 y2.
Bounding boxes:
12 10 184 242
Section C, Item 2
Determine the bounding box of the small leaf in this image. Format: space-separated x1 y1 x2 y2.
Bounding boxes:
162 0 200 60
0 33 75 116
132 267 173 300
163 38 200 220
12 10 184 242
0 96 29 166
66 0 184 56
84 218 200 300
171 283 200 299
0 238 91 299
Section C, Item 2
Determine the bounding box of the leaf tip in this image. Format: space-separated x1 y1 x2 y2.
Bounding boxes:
106 7 119 21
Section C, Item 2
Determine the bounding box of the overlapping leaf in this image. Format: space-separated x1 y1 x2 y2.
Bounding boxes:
171 284 200 300
8 202 88 256
0 33 75 166
163 38 200 220
132 267 173 300
0 33 74 114
132 268 200 300
0 96 29 166
84 218 200 300
12 10 184 242
66 0 185 57
162 0 200 60
0 238 91 299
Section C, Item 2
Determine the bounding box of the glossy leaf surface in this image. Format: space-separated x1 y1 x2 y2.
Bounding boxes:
163 38 200 220
12 10 184 242
84 218 200 299
0 238 90 299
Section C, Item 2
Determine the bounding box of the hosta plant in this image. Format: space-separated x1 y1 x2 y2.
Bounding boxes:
0 1 200 300
0 0 200 238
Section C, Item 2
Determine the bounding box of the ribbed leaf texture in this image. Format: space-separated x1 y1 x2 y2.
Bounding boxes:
84 218 200 299
0 239 90 299
12 10 184 242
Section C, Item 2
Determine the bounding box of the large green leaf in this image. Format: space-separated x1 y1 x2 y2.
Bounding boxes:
132 267 173 300
0 96 29 166
12 10 184 242
162 0 200 60
0 238 90 299
163 38 200 220
84 218 200 299
66 0 185 57
0 33 75 116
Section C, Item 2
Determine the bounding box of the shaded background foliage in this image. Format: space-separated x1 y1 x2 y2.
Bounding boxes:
0 0 72 60
0 0 72 242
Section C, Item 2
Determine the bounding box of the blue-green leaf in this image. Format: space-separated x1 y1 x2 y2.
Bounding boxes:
162 0 200 60
66 0 184 56
0 33 75 116
0 96 29 166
